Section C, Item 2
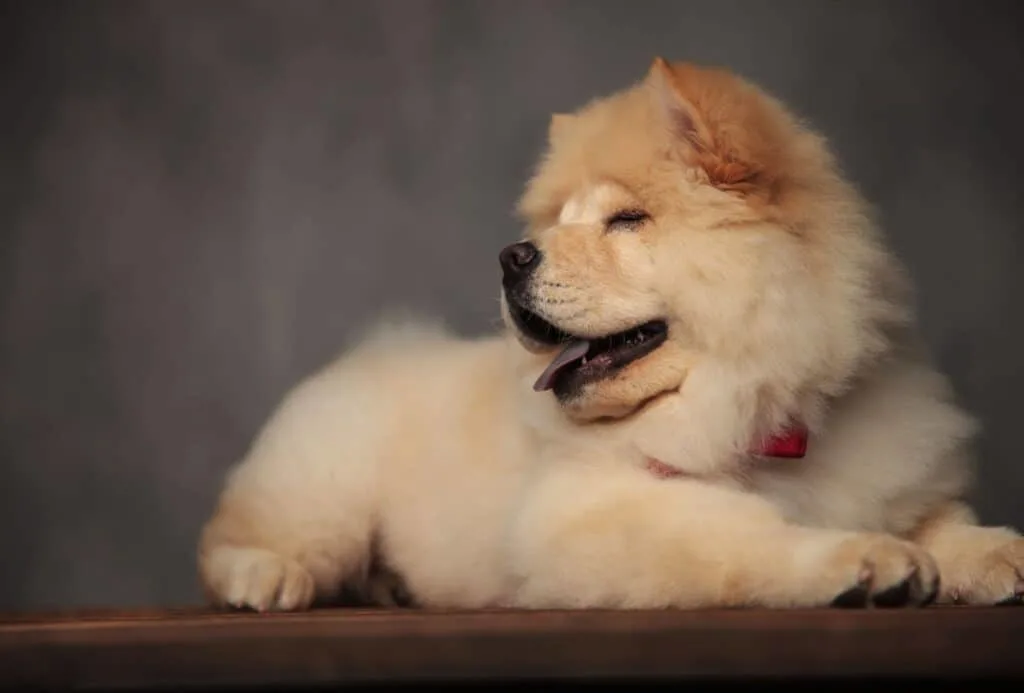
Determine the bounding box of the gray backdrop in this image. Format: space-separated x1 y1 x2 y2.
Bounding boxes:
1 0 1021 613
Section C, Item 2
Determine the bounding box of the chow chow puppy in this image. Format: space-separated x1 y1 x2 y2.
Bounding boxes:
198 58 1023 611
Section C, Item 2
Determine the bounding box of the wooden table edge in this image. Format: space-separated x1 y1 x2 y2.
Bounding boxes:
0 606 1020 688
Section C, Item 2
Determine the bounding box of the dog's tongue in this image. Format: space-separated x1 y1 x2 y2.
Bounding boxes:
533 339 591 392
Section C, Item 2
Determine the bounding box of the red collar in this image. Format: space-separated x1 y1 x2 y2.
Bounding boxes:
645 424 809 480
751 424 809 459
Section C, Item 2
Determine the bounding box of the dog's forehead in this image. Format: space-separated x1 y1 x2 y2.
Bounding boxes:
557 183 622 225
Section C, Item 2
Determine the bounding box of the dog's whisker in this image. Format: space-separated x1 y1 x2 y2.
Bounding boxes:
536 298 580 306
541 308 588 322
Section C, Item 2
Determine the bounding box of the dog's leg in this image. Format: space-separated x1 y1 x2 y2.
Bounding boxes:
507 465 939 609
909 500 1024 605
197 376 377 612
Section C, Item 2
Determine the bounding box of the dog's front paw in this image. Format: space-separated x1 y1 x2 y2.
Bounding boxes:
201 546 316 612
820 534 940 609
941 536 1024 606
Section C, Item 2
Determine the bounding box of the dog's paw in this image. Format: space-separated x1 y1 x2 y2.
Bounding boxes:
820 534 939 608
202 546 316 612
941 536 1024 606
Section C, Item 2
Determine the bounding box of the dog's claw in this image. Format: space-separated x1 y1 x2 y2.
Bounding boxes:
831 583 870 608
872 578 912 608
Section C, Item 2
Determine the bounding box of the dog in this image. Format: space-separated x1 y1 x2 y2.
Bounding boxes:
197 58 1023 611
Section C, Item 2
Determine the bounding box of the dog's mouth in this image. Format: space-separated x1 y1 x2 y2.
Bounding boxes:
507 299 668 394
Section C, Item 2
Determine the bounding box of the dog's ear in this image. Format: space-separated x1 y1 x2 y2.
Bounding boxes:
548 113 574 141
645 57 764 191
646 58 714 155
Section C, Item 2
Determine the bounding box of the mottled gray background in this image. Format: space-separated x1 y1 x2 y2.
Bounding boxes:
1 0 1021 613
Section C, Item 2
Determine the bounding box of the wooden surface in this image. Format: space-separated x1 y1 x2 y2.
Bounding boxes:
1 606 1022 689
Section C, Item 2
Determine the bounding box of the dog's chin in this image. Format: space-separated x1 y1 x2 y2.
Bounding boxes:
501 306 553 356
503 294 670 416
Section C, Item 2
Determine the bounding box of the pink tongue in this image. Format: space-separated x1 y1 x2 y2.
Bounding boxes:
532 339 591 392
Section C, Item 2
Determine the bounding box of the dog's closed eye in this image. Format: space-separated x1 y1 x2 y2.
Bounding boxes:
605 209 651 232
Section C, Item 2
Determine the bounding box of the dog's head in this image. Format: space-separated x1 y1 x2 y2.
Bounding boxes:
501 58 911 423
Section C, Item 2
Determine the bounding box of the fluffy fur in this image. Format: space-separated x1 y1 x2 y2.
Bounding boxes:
198 59 1023 611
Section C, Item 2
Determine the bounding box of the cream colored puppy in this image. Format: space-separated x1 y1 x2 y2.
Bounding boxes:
198 59 1023 611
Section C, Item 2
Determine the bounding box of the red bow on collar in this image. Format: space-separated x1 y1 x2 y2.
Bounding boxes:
645 424 809 479
752 424 809 459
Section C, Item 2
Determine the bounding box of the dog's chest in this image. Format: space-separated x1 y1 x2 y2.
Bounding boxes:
743 459 891 532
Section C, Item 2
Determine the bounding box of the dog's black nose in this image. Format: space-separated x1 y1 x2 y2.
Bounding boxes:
499 241 540 281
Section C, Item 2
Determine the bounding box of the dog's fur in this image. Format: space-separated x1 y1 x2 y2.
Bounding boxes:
198 59 1023 611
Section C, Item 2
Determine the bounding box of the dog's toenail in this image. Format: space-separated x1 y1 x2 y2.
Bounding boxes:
872 579 912 608
832 584 870 608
